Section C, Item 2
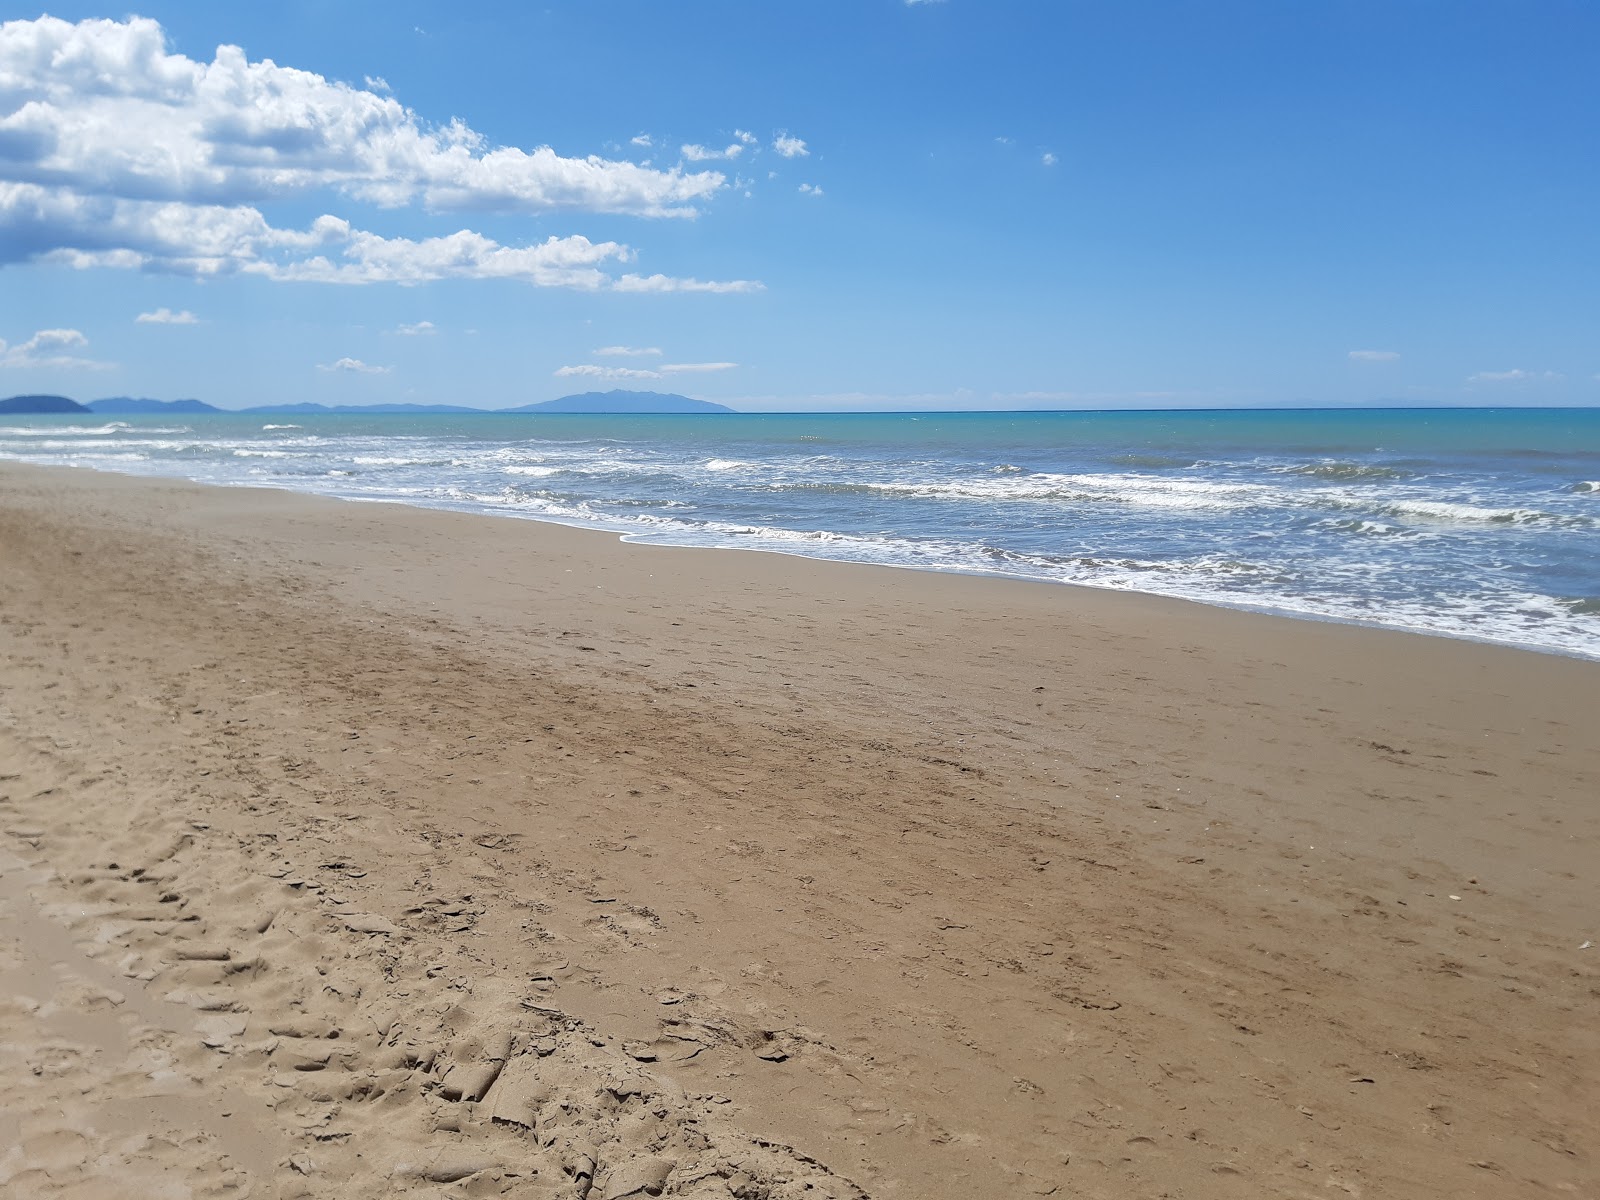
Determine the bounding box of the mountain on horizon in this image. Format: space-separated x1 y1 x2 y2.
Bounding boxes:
503 390 734 414
0 394 90 413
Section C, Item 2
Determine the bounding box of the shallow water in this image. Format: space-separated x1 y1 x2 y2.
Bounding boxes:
3 407 1597 658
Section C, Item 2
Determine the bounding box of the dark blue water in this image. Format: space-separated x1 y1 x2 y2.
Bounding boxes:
3 408 1597 657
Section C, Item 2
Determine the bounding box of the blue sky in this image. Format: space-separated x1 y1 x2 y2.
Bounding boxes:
1 2 1595 411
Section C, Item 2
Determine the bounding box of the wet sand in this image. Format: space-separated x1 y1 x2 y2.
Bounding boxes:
1 460 1596 1198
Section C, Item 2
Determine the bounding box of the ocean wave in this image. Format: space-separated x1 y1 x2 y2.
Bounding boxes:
703 458 758 471
1375 498 1566 526
1573 481 1600 494
780 472 1266 512
262 423 302 430
1275 460 1406 481
0 421 189 436
1313 517 1411 537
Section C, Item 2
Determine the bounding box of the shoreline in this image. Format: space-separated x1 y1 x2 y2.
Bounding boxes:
10 454 1598 664
2 460 1597 1198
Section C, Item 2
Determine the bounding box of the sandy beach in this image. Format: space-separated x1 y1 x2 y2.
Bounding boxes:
1 460 1595 1198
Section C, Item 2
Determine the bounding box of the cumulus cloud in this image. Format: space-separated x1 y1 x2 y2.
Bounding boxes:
661 362 737 374
0 16 762 294
630 134 652 147
0 16 722 218
135 306 199 324
554 363 663 380
798 183 824 197
1349 349 1400 362
396 320 435 335
1467 368 1564 383
734 130 756 145
594 345 662 357
0 183 761 290
318 356 389 374
681 142 745 162
1040 151 1058 166
772 134 809 158
0 327 110 368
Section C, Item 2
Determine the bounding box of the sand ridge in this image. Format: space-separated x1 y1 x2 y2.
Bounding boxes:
1 462 1597 1198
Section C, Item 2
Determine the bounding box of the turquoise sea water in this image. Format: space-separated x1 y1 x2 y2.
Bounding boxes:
3 407 1597 658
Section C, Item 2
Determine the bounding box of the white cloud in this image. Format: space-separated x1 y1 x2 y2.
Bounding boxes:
1349 349 1400 362
661 362 737 374
363 75 390 92
135 306 199 324
396 320 435 335
0 184 759 290
1467 368 1564 384
1041 151 1058 167
554 364 663 380
0 327 111 369
905 0 947 5
0 17 722 219
681 142 745 162
630 134 653 147
613 273 764 294
0 16 768 297
734 130 756 145
594 345 662 357
798 183 824 197
318 356 389 374
773 134 809 158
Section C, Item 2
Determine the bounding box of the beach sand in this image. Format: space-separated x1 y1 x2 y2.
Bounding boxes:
1 460 1596 1198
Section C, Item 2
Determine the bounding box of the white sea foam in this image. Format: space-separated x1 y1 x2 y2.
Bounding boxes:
262 423 302 430
1378 498 1556 525
0 422 193 436
845 472 1268 511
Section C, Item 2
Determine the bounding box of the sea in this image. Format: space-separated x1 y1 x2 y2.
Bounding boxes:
2 407 1597 660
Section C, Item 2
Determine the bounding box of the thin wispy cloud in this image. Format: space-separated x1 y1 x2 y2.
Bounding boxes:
661 362 737 374
0 327 111 369
318 357 390 374
554 364 664 380
135 307 199 325
612 274 764 294
1040 152 1058 166
1349 350 1400 362
594 346 663 357
799 183 824 197
396 320 436 336
1467 368 1563 383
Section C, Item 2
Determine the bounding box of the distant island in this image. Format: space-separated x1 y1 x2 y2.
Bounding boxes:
87 397 219 414
2 390 735 415
0 394 90 413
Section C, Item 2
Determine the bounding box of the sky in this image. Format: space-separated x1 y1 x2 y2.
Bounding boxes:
0 2 1595 412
